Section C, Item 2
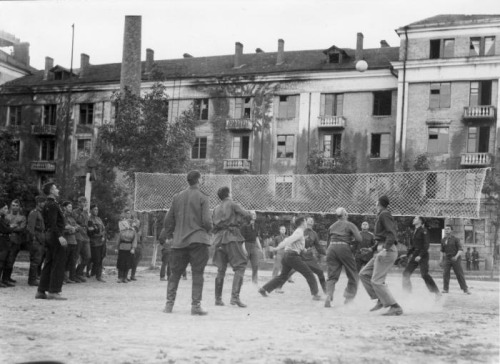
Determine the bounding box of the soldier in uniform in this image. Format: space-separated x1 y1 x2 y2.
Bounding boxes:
441 225 470 294
402 216 440 297
465 247 472 271
303 217 327 293
240 211 263 284
73 196 91 282
88 204 106 282
0 200 14 288
26 196 47 286
212 186 252 308
2 199 27 286
354 222 376 272
472 247 480 271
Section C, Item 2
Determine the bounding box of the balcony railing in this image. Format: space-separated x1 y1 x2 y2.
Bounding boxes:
463 106 495 120
318 115 346 128
31 124 57 135
318 158 338 169
31 161 56 171
223 159 251 170
226 118 253 131
460 153 492 166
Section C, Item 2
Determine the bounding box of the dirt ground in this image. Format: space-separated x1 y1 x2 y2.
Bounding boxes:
0 264 498 364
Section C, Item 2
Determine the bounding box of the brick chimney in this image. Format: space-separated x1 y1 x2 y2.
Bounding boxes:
183 53 193 58
255 48 264 53
145 48 154 74
79 53 90 78
13 42 30 66
276 39 285 65
380 40 390 48
43 57 54 81
234 42 243 68
355 33 364 61
120 15 142 96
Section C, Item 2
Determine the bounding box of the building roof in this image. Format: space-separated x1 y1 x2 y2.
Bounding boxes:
2 46 399 89
0 49 36 74
400 14 500 30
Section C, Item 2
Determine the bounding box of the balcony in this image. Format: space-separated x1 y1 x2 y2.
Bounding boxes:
318 115 346 128
31 124 57 136
460 153 492 166
31 161 56 172
223 159 251 171
226 118 253 131
463 106 495 120
318 158 338 169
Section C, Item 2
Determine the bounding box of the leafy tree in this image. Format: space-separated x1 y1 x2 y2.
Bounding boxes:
0 130 39 208
306 149 357 174
97 83 198 181
481 168 500 265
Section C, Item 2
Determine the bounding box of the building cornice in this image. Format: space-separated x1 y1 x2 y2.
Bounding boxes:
392 55 500 70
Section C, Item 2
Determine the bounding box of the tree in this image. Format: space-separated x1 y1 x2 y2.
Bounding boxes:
97 83 198 181
0 130 39 207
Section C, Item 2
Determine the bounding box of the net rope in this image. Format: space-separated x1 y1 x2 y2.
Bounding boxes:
134 168 490 218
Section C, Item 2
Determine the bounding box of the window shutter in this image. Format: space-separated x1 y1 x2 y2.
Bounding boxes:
440 83 451 108
429 84 440 109
324 94 334 116
438 128 449 154
287 96 297 118
278 97 287 118
234 98 243 118
380 134 390 158
336 94 344 116
320 94 325 116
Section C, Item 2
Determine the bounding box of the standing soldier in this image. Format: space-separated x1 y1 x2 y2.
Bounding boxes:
117 209 137 283
128 211 141 281
212 186 252 308
88 204 106 282
27 196 46 286
241 211 263 285
465 247 472 271
441 225 470 294
36 182 68 300
161 170 213 315
0 200 14 288
303 217 327 294
402 216 440 297
62 201 79 284
359 195 404 316
271 225 288 294
354 222 376 272
73 196 90 282
472 248 480 271
2 199 27 286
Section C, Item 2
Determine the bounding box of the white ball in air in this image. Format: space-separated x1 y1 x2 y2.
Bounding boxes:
355 60 368 72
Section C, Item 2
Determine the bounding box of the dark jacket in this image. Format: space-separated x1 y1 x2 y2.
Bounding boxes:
163 185 213 249
303 228 326 260
212 198 251 247
408 226 430 259
43 197 65 239
73 207 90 244
27 207 46 244
241 222 260 244
0 215 14 245
374 208 398 250
441 235 462 257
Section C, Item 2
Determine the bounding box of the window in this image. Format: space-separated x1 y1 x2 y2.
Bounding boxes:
231 135 250 159
464 225 474 245
8 106 22 126
467 126 490 153
76 139 92 160
321 94 343 116
373 91 392 116
322 134 342 158
79 104 94 125
277 95 298 119
427 127 449 154
12 140 21 161
275 176 293 199
470 81 492 106
329 53 340 64
194 99 209 120
429 39 454 59
191 137 207 159
470 36 496 56
277 135 294 158
371 134 390 158
429 83 451 108
235 97 252 118
43 104 57 125
41 139 56 160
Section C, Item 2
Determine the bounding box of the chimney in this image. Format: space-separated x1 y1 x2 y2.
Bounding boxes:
13 42 30 66
255 48 264 53
380 40 390 48
355 32 364 61
183 53 193 58
120 15 142 96
234 42 243 68
145 48 154 74
276 39 285 65
80 53 90 78
43 57 54 81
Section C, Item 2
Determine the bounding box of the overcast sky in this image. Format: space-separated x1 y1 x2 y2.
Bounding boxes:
1 0 499 70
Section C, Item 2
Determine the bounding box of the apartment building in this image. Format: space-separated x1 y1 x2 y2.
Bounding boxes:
0 30 35 85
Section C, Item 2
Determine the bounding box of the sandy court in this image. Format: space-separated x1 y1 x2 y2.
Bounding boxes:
0 265 498 364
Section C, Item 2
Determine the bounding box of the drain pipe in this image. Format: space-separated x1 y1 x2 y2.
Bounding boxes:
399 26 409 163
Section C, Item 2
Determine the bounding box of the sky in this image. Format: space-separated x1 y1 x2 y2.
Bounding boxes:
1 0 500 70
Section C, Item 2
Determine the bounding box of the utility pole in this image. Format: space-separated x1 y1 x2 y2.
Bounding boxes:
61 24 75 199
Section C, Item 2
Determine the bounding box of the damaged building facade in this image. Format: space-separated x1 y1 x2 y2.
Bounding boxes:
0 15 499 261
